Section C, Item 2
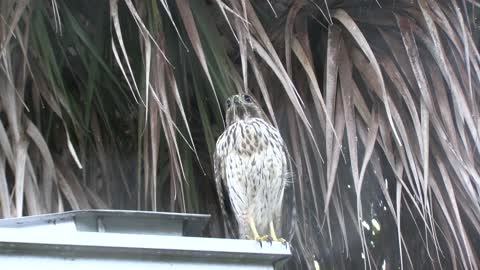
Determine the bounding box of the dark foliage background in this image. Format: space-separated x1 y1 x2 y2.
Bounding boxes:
1 0 480 269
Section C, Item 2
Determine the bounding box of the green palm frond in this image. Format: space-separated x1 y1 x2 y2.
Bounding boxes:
1 0 480 269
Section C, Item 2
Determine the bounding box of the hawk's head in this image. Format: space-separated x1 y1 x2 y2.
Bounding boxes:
225 94 266 126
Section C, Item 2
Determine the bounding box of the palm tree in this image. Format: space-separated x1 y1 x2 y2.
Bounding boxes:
1 0 479 268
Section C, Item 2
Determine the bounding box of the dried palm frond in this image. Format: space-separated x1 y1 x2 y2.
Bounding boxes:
1 0 479 269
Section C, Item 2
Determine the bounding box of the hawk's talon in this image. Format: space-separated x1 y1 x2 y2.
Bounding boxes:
269 221 287 246
254 234 272 247
254 235 272 247
259 235 271 241
277 237 287 245
266 235 273 245
248 218 286 247
258 235 273 246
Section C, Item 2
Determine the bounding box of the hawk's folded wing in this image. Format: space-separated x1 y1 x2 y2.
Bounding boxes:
213 139 238 238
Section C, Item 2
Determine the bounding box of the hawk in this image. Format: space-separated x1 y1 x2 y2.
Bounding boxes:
214 94 292 243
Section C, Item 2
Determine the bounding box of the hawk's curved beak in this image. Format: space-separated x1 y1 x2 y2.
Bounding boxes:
233 95 241 105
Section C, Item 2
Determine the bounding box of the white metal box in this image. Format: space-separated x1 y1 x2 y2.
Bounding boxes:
0 210 290 269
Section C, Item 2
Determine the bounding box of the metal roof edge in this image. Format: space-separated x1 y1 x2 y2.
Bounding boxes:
0 230 291 263
0 210 210 226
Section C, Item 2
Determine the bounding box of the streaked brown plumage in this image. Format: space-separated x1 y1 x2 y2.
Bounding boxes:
214 94 292 241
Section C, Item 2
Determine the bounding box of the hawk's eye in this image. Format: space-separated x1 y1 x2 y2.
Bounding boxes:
244 95 252 103
226 99 232 108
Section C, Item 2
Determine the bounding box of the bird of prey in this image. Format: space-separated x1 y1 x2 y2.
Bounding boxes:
214 94 292 243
